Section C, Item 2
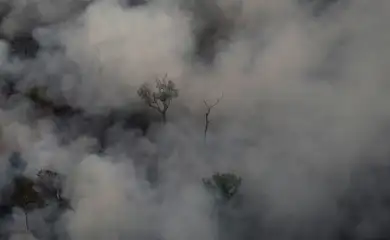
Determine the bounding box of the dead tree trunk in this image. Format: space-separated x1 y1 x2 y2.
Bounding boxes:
203 94 223 141
24 211 29 231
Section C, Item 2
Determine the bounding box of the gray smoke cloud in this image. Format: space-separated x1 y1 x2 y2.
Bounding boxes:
1 0 390 239
0 0 92 37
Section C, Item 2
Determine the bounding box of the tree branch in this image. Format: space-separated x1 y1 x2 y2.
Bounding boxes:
204 93 223 140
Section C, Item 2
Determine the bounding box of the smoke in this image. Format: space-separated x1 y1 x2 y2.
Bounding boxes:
0 0 92 37
1 0 390 239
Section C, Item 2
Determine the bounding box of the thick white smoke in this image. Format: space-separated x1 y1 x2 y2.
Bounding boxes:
1 0 390 239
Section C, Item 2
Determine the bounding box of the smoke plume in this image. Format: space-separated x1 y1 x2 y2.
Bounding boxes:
1 0 390 239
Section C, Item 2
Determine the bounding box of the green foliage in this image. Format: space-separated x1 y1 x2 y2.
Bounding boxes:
203 172 242 202
10 176 46 212
137 74 178 123
7 169 72 232
10 176 46 231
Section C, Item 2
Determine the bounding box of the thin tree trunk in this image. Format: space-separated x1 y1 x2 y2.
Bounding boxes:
204 109 211 142
24 212 29 231
204 117 209 141
162 112 166 124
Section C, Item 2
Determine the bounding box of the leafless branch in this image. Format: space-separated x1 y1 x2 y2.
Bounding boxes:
204 93 223 140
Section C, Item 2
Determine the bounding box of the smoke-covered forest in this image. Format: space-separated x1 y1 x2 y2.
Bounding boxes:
0 0 390 239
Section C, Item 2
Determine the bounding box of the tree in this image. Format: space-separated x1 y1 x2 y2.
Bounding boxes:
35 170 62 200
203 172 242 203
203 94 223 140
137 74 178 123
10 176 46 231
3 168 72 234
35 169 72 211
203 172 243 240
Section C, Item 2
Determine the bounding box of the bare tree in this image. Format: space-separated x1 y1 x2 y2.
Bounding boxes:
137 74 178 123
203 94 223 139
